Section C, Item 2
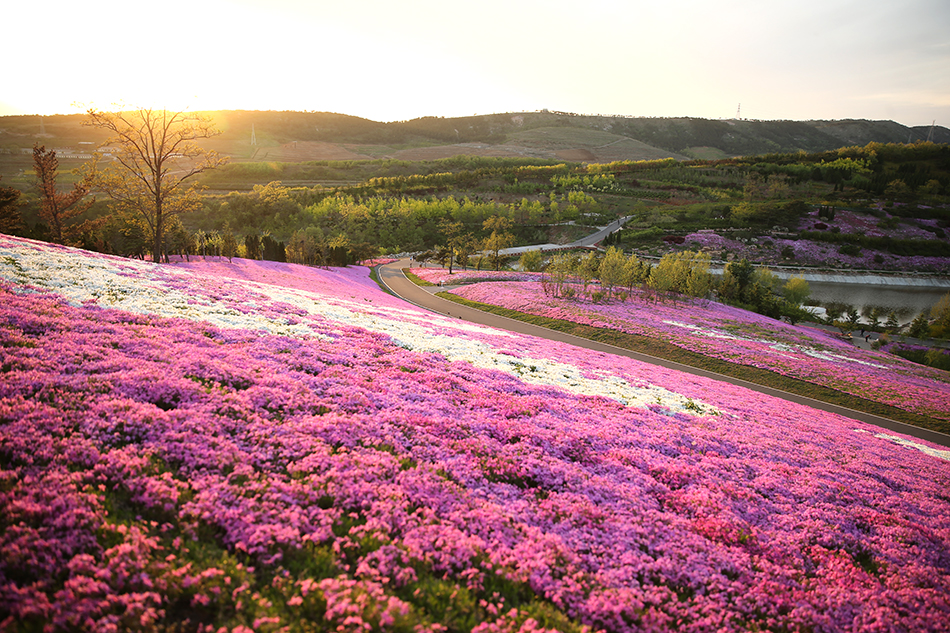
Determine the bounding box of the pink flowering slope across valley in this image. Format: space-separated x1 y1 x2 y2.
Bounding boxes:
683 205 950 273
447 280 950 421
1 236 950 633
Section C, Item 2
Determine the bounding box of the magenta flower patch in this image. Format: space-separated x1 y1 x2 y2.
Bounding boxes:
449 281 950 421
1 235 949 632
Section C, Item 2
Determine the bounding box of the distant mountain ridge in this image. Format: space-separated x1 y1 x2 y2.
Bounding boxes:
1 110 946 163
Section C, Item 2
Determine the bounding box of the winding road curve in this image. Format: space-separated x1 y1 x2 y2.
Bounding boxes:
377 259 950 448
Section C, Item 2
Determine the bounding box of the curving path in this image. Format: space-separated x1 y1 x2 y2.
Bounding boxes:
378 259 950 448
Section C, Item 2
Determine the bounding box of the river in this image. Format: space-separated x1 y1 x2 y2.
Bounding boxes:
710 267 950 321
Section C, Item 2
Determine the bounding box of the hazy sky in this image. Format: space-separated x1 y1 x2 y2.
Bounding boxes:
5 0 949 127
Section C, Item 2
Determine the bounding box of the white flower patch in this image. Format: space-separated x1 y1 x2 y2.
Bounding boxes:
663 320 887 369
0 244 321 340
252 286 715 413
853 429 950 462
0 238 719 417
664 320 740 341
369 320 721 416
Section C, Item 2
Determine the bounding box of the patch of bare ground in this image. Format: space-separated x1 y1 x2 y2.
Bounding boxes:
390 143 541 161
248 141 376 162
587 138 690 162
556 149 597 161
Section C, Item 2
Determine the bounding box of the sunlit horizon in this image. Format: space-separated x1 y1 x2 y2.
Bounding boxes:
5 0 949 128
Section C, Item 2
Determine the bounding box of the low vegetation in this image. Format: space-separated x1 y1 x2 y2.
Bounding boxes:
2 237 949 632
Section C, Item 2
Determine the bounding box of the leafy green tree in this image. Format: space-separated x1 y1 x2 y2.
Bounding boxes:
0 178 23 235
884 179 912 202
780 302 811 325
542 252 576 298
685 252 714 300
244 234 262 260
752 267 779 295
327 234 351 267
287 226 326 267
482 215 514 270
99 212 149 258
731 201 760 224
929 293 950 339
577 251 600 297
647 258 677 301
865 306 884 330
84 108 228 263
725 259 755 297
221 223 238 262
262 234 287 262
766 175 790 199
885 311 901 334
350 241 379 265
519 249 544 273
439 219 470 274
647 250 711 302
782 276 810 306
163 216 194 261
622 253 650 294
194 229 210 257
846 307 862 330
597 247 626 300
919 179 942 197
823 302 848 322
907 312 930 339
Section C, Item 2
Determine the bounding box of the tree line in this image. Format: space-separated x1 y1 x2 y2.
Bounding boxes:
513 246 813 323
2 109 946 275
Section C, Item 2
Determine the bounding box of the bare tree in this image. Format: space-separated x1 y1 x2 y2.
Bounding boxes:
84 108 228 263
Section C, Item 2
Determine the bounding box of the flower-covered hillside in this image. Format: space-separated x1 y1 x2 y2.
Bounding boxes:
683 229 950 272
445 280 950 422
680 205 950 273
411 269 541 286
1 235 949 633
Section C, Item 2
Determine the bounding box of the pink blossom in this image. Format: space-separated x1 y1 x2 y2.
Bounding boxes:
1 235 949 632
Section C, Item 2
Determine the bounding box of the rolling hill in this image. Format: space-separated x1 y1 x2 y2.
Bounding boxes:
2 110 947 170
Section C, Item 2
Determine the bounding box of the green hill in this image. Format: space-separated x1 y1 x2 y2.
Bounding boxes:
2 110 947 179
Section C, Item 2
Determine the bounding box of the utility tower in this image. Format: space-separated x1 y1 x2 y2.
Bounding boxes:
251 123 257 146
736 103 741 120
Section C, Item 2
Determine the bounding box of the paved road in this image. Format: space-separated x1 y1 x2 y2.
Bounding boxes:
378 259 950 448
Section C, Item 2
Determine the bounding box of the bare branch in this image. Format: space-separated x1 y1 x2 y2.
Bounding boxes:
84 108 229 263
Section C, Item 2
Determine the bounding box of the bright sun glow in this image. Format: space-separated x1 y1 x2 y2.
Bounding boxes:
4 0 949 126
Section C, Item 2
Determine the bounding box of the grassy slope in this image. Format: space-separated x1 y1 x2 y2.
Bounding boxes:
434 291 950 435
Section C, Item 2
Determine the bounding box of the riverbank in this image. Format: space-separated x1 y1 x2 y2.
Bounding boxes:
708 266 950 287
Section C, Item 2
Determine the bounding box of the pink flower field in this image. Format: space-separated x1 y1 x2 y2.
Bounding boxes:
2 235 950 632
446 280 950 422
412 269 541 286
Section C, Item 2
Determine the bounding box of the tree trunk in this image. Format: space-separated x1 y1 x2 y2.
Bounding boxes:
153 214 163 263
153 188 163 263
